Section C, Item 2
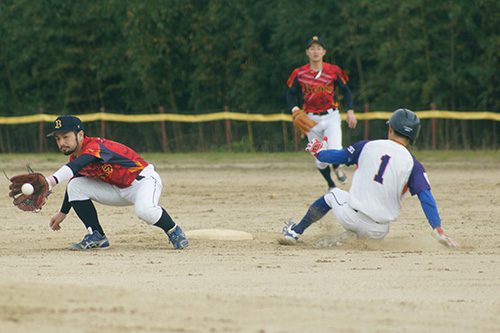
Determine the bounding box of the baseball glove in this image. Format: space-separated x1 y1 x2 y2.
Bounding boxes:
8 170 50 212
292 109 317 136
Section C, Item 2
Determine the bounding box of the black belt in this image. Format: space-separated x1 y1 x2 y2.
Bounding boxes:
308 110 331 116
136 175 145 181
352 207 384 224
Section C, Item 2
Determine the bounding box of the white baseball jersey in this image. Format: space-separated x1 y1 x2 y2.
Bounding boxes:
344 140 430 223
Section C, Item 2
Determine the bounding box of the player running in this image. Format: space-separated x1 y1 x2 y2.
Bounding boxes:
286 36 357 189
281 108 458 248
45 115 188 250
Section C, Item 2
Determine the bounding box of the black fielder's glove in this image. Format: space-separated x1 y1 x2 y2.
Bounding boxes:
9 172 50 212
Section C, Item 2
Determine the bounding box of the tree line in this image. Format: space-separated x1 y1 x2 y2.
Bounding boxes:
0 0 498 152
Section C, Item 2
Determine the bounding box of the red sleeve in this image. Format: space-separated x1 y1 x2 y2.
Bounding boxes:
326 63 349 84
80 137 102 159
339 69 349 84
287 68 300 88
332 65 349 84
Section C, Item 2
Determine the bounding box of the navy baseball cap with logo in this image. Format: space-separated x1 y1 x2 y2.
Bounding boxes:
306 36 326 49
46 115 85 137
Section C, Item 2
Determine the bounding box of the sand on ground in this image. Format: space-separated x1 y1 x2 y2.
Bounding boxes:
0 154 499 333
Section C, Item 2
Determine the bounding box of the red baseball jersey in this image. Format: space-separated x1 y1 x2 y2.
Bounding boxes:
287 62 349 113
70 136 148 188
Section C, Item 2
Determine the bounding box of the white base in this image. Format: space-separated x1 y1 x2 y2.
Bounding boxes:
185 229 253 241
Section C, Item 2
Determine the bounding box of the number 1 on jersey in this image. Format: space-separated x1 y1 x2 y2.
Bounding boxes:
374 154 391 184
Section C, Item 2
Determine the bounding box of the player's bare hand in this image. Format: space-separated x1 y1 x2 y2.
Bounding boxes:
432 226 459 248
346 109 357 128
49 212 67 231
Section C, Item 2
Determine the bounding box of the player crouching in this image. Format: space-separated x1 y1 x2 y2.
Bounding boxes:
281 108 458 248
9 115 188 250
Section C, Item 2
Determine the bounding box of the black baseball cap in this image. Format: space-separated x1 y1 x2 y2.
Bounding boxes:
306 36 326 49
46 115 85 137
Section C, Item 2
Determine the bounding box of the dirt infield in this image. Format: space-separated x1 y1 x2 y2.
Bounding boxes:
0 153 499 333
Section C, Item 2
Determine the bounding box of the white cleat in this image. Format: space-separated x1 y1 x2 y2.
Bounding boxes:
280 220 300 245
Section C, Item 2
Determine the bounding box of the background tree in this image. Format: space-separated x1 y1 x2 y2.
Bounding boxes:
0 0 498 151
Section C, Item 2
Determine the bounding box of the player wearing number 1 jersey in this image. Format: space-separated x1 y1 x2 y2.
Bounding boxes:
281 108 458 248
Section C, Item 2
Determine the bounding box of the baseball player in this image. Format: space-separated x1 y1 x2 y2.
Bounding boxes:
282 108 459 248
286 36 357 189
44 115 189 250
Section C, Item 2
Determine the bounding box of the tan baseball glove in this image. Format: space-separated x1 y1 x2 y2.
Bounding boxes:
292 109 317 136
8 170 50 212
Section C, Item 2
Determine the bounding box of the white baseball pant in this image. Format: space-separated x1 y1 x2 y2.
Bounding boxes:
66 164 164 225
306 108 342 169
323 188 390 239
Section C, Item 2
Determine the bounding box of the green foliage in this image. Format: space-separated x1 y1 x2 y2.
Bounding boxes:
0 0 498 151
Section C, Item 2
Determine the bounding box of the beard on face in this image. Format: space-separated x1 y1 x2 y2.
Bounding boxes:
59 145 76 156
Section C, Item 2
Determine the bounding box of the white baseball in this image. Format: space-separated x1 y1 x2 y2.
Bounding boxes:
21 183 34 195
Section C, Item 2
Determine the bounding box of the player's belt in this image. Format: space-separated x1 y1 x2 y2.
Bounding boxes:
307 108 337 116
136 175 145 181
352 206 384 225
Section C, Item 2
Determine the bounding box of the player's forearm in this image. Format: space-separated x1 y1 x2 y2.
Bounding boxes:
60 190 71 214
417 189 441 229
337 78 353 110
46 154 99 188
316 149 349 164
286 77 301 111
46 165 74 188
286 89 298 111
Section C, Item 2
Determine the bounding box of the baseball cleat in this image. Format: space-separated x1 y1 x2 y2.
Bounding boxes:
334 167 348 184
167 225 189 249
280 220 300 245
70 228 110 250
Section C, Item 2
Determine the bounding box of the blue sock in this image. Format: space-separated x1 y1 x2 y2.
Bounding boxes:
293 196 331 234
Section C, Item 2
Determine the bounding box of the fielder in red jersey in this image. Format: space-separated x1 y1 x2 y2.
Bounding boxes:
70 136 148 188
287 62 350 114
44 115 188 250
286 36 357 190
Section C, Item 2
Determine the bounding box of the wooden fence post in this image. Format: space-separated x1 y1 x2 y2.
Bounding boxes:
247 116 255 152
430 103 437 149
224 105 232 151
363 103 369 140
293 127 299 151
198 123 207 152
493 120 497 149
38 108 45 152
282 111 289 152
158 106 169 152
100 106 106 138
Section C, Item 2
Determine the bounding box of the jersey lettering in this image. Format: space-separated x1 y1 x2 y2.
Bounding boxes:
287 63 346 113
374 154 391 184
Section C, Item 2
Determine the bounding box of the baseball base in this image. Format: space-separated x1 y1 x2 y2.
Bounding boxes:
185 229 253 241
